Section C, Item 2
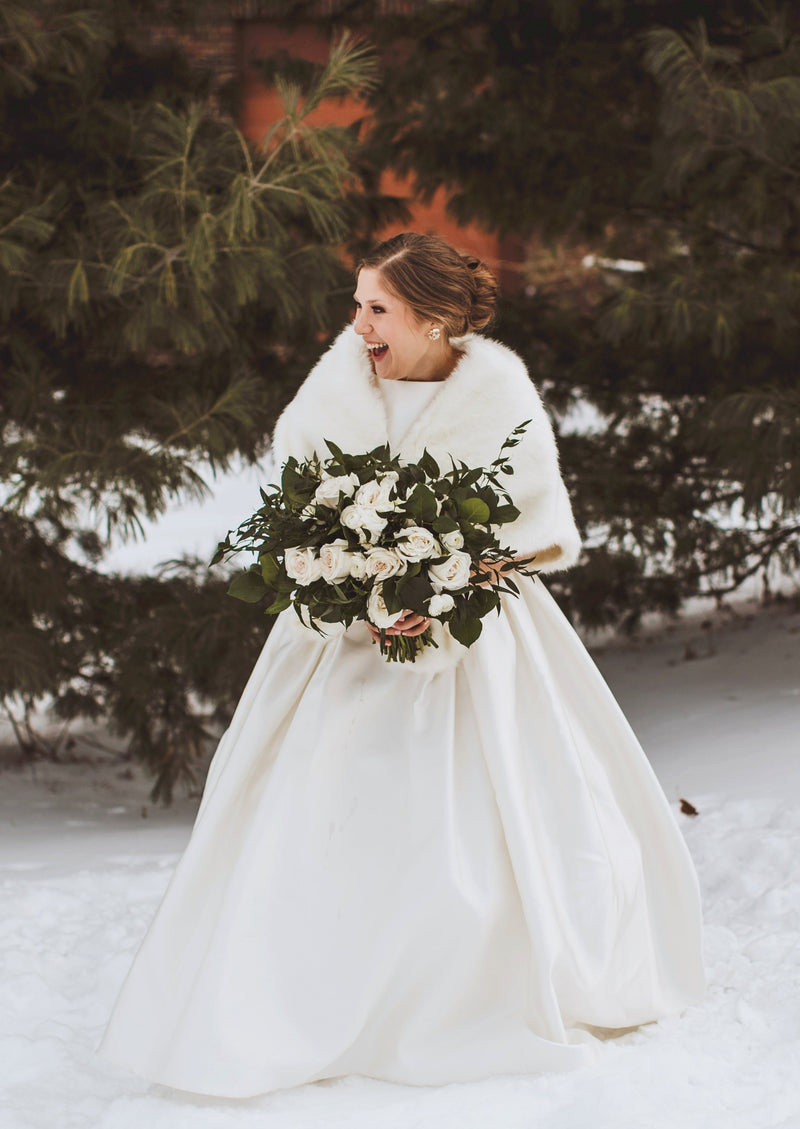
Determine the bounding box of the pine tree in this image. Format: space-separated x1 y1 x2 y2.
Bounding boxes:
0 3 376 798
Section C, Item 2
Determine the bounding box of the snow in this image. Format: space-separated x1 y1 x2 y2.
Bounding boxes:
1 597 799 1129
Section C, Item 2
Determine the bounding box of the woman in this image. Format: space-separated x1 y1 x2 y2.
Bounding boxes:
101 233 704 1096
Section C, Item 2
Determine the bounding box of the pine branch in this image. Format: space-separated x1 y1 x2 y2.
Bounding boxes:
697 524 800 597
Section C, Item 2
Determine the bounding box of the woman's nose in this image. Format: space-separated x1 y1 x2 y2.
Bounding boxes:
353 307 370 335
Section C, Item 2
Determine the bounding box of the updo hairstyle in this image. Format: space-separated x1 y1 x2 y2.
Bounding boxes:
358 232 497 338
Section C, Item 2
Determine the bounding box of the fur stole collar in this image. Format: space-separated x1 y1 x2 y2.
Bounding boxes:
272 326 580 572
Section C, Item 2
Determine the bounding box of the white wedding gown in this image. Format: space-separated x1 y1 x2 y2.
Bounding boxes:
100 382 704 1097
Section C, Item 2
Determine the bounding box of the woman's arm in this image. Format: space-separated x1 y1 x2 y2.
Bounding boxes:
472 548 560 584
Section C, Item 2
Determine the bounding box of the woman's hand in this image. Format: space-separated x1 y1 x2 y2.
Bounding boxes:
366 611 431 642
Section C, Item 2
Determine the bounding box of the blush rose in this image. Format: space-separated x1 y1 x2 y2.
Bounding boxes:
428 551 472 592
284 547 323 585
366 584 404 629
313 472 360 508
365 546 408 580
394 525 441 561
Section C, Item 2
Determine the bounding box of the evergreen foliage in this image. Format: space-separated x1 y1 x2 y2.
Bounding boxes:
355 0 800 625
5 0 800 793
0 2 376 798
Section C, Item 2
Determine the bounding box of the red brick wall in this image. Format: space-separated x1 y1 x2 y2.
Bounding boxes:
237 21 522 285
144 21 236 83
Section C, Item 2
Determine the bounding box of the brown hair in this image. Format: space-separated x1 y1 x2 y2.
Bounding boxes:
357 232 497 338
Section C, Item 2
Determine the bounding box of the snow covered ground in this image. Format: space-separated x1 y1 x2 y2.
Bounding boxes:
1 596 799 1129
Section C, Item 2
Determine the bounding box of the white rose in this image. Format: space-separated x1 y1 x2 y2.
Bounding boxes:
284 547 323 585
440 529 464 552
319 539 352 583
365 546 407 580
340 504 388 545
355 479 380 507
348 552 368 580
314 472 359 508
335 471 361 495
428 551 472 592
394 525 441 561
366 583 404 629
355 472 399 511
428 592 455 617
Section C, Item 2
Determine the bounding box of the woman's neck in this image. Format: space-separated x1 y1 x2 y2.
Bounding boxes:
398 346 461 382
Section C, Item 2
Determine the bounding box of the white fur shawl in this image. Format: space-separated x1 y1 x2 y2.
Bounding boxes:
272 325 581 573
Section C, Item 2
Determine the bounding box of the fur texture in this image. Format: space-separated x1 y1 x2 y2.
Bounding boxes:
272 326 581 572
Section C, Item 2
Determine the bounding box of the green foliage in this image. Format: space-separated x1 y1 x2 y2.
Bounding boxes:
0 3 378 795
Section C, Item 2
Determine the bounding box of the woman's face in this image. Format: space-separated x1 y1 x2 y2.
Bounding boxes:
353 268 444 382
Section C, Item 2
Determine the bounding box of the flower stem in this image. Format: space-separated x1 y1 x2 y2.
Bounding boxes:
378 627 437 663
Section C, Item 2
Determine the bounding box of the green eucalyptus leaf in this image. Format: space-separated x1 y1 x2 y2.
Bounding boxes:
493 503 520 524
209 540 228 566
259 552 281 585
418 449 441 479
227 569 268 603
395 571 434 613
449 611 483 648
406 481 438 522
324 439 346 461
379 577 402 614
264 592 293 615
432 514 460 534
281 462 312 504
458 497 491 524
471 585 500 616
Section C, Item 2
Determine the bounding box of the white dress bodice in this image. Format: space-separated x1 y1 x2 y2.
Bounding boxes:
377 377 442 450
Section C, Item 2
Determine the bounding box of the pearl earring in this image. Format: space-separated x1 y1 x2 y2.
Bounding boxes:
428 326 441 341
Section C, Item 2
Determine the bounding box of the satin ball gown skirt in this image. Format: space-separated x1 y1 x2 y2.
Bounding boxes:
100 577 704 1097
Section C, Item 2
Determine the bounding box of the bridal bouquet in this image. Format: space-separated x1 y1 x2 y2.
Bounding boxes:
212 423 536 662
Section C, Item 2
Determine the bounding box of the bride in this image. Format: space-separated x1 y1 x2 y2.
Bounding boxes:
100 232 704 1097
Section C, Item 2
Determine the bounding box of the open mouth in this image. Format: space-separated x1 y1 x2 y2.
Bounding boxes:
367 343 389 361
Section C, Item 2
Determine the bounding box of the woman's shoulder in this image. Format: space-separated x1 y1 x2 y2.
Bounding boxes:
451 334 546 415
459 332 526 366
456 333 538 388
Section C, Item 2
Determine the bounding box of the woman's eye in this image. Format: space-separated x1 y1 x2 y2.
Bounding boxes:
372 306 385 314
